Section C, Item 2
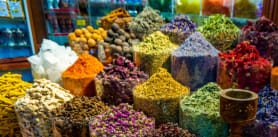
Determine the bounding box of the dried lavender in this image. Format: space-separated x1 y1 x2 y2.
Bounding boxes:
146 122 196 137
129 7 165 39
96 56 148 105
161 14 196 45
52 96 109 137
242 85 278 137
179 82 229 137
89 103 155 137
172 32 219 91
240 16 278 66
198 14 239 51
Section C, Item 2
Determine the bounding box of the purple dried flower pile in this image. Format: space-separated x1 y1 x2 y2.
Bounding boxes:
241 16 278 66
161 14 196 45
90 103 155 137
242 85 278 137
96 56 149 105
146 122 196 137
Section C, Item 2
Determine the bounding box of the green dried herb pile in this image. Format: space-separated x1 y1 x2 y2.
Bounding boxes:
134 68 190 126
198 14 239 51
129 7 165 39
134 31 178 76
179 82 229 137
52 96 109 137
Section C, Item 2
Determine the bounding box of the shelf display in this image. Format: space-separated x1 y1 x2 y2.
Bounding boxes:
0 0 10 18
129 7 165 40
242 85 278 137
179 82 229 137
172 32 219 91
198 14 239 51
15 79 73 137
62 54 104 97
217 41 272 93
89 103 155 136
202 0 232 17
233 0 257 19
95 56 148 105
175 0 200 15
28 39 78 85
0 73 32 137
240 16 278 66
99 8 132 30
52 96 109 137
161 14 196 45
135 31 178 76
133 68 190 126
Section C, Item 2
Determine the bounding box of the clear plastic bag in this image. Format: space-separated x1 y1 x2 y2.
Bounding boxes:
171 55 218 91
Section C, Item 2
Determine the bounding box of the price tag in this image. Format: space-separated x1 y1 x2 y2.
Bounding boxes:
8 0 24 18
0 0 10 17
77 19 86 26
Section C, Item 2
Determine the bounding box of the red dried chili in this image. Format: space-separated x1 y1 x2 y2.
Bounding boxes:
217 41 272 93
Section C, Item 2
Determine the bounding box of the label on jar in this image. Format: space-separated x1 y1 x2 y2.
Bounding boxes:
7 0 24 18
0 0 10 17
77 19 86 26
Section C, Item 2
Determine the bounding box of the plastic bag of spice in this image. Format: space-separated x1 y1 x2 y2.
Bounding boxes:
198 14 239 51
134 31 178 76
95 56 148 105
172 32 219 91
15 79 73 137
62 54 104 97
240 17 278 66
217 41 272 93
52 96 109 137
242 85 278 137
161 14 196 45
179 82 229 137
133 68 190 126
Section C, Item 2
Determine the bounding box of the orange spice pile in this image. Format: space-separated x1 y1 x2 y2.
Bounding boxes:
62 54 104 78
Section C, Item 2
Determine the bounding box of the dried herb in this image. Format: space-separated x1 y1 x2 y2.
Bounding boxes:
90 103 154 136
243 85 278 137
172 32 219 91
198 14 240 51
240 16 278 66
0 73 32 137
135 31 178 76
133 68 190 126
179 82 229 137
161 14 196 44
217 41 272 93
129 7 165 39
15 79 73 137
52 96 109 137
96 56 149 105
146 122 196 137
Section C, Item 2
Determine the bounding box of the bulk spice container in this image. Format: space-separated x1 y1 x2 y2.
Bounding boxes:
0 73 32 137
99 8 132 30
89 103 154 136
161 14 196 45
101 23 140 61
179 82 229 137
15 79 73 137
133 68 190 126
240 16 278 66
217 41 272 93
62 54 104 97
172 32 219 91
134 31 178 76
271 67 278 91
242 85 278 137
52 96 109 137
95 56 148 105
198 14 239 51
145 122 196 137
129 7 165 40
